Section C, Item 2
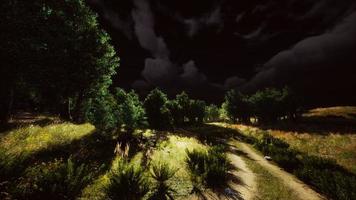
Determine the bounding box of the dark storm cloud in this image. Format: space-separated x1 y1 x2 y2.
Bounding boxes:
131 0 219 93
224 76 246 90
180 60 208 87
88 0 133 39
242 11 356 91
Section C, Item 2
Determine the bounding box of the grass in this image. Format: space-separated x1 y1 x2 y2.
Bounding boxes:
243 157 301 200
0 123 95 158
150 135 208 199
231 123 356 173
304 106 356 119
216 121 356 200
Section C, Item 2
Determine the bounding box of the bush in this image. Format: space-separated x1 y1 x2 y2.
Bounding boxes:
82 92 118 133
204 104 220 122
144 89 172 130
18 157 95 200
186 149 207 178
149 162 177 200
106 158 149 200
186 146 230 189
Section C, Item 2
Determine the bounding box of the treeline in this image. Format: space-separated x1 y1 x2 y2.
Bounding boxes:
223 87 303 124
87 88 214 133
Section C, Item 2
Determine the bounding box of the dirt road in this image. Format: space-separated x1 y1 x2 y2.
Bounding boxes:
233 140 325 200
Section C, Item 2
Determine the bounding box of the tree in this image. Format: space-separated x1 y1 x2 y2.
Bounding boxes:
223 90 252 123
143 89 172 130
114 88 147 135
166 100 184 127
0 0 119 124
205 104 220 122
82 90 117 133
188 100 206 124
249 88 285 123
279 87 303 120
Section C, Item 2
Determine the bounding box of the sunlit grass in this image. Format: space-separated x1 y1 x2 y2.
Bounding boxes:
151 135 208 199
304 106 356 119
80 153 144 200
0 123 95 157
244 157 301 200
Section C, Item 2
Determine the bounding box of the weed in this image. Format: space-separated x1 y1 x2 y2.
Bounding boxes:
106 158 149 200
149 162 177 200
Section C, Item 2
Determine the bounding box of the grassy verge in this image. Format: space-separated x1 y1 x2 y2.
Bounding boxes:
215 123 356 200
243 157 301 200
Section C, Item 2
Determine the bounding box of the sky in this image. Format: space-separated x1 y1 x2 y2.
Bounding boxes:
87 0 356 105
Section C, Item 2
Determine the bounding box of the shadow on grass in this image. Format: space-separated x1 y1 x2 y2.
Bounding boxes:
1 130 117 188
177 123 254 147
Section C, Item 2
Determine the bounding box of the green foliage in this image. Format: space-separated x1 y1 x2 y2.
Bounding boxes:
167 92 206 126
185 145 230 189
204 104 220 122
222 87 302 124
82 91 117 132
249 87 301 123
295 156 356 200
223 90 252 123
18 157 95 200
167 100 185 126
0 0 119 122
0 148 26 184
115 88 147 133
188 100 206 124
106 158 149 200
149 162 177 200
144 89 172 130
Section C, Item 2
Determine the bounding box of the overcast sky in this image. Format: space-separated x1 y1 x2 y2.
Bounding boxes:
88 0 356 105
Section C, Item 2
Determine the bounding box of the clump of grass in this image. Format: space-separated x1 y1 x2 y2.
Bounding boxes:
106 158 149 200
149 162 177 200
186 145 230 189
16 157 95 200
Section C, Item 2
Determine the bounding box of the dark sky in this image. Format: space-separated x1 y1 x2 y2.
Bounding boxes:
87 0 356 105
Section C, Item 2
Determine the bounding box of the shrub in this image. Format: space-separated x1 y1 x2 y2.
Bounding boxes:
205 146 230 188
186 149 207 178
186 146 230 189
19 157 95 199
149 162 177 200
204 104 220 122
144 89 172 130
106 158 149 200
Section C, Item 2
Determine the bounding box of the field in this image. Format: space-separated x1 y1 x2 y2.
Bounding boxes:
225 107 356 173
1 107 356 200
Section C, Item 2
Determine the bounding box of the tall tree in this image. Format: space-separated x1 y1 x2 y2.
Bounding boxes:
0 0 119 124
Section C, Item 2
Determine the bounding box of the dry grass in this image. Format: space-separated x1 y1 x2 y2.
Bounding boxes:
304 106 356 119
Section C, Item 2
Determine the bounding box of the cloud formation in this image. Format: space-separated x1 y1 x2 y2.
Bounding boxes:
242 11 356 92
